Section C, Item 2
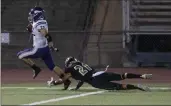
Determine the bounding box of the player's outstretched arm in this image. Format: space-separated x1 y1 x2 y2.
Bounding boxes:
51 72 72 85
63 79 71 90
68 80 84 91
75 80 84 90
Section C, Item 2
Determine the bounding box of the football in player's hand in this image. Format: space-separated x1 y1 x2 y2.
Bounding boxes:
26 23 33 32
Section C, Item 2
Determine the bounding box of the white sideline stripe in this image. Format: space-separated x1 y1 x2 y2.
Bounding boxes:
2 86 171 90
2 87 171 92
22 90 105 106
1 87 97 90
150 87 171 90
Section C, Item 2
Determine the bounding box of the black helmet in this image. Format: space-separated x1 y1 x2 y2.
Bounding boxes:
65 56 78 68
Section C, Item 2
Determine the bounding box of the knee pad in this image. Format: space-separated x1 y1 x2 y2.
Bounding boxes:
17 52 22 59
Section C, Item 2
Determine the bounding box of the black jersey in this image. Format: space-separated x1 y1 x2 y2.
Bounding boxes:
65 61 95 82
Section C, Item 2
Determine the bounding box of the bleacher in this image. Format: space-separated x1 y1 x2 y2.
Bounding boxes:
128 0 171 66
130 0 171 31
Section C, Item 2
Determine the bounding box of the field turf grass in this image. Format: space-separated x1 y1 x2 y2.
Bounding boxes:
1 83 171 105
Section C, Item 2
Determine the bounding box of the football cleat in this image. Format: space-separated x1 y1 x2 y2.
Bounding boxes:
33 67 41 79
141 74 152 79
47 77 55 87
137 84 151 91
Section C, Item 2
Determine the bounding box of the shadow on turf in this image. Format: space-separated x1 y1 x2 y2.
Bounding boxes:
60 89 100 92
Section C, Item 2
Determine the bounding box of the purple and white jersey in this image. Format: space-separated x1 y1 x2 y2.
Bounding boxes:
32 20 48 48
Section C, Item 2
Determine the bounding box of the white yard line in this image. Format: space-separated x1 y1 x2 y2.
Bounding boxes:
21 90 105 106
3 86 171 105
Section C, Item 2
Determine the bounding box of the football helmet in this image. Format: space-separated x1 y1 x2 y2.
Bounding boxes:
28 6 45 22
65 56 78 68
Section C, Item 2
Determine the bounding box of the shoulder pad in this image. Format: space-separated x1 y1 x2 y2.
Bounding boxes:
33 20 47 28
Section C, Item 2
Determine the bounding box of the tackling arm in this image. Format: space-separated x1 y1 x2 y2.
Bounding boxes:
51 73 72 85
74 80 84 90
68 80 84 91
54 79 84 90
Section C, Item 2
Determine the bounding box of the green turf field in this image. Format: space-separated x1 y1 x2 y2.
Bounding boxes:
2 83 171 105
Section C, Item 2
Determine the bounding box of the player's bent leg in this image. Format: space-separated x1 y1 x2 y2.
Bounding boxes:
91 76 122 90
21 58 41 79
92 81 149 91
42 53 71 82
91 81 120 90
91 76 150 91
53 66 71 83
52 66 71 90
120 84 149 91
17 48 42 79
122 73 152 79
42 54 64 78
21 58 35 67
47 76 71 90
53 66 64 77
93 72 124 81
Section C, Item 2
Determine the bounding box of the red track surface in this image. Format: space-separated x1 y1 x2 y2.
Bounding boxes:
2 68 171 84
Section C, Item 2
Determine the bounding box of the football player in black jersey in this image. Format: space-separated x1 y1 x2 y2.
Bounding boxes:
47 56 152 91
